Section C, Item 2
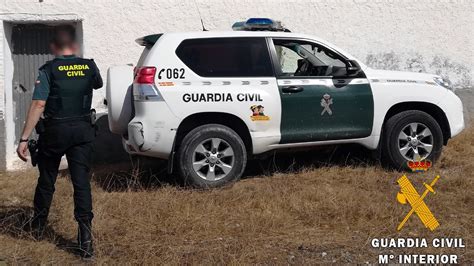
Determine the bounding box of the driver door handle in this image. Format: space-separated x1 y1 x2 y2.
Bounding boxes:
281 86 304 93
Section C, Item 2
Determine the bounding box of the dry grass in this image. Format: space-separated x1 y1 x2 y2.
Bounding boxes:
0 127 473 264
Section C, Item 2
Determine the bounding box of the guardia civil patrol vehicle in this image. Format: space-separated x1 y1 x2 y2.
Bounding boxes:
107 18 464 188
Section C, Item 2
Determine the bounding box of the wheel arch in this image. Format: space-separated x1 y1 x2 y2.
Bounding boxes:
383 102 451 144
174 112 253 154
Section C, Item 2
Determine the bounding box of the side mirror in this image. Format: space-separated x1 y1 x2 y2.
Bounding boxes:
346 60 361 76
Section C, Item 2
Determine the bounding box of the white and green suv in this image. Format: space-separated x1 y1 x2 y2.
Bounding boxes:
107 19 464 188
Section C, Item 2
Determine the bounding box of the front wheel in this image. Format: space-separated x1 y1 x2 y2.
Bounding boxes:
177 124 247 188
382 110 443 171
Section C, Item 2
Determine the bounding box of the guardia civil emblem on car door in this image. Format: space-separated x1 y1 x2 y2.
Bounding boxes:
250 105 270 121
320 94 333 116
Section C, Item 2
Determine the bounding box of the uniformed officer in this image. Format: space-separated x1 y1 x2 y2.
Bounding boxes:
16 26 102 259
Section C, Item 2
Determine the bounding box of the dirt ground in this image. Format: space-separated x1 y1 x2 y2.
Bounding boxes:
0 92 473 264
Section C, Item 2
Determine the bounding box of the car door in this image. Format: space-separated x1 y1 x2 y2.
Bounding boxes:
269 38 374 144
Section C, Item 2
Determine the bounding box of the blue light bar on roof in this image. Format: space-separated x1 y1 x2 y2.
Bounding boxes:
232 18 289 32
246 18 274 26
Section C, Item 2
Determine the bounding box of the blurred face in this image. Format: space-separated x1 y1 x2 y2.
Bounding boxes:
50 42 78 56
49 43 60 56
71 42 79 53
50 31 79 56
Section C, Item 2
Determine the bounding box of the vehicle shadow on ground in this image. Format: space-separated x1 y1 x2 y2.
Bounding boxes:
0 206 78 255
90 144 377 192
244 144 378 178
90 156 179 192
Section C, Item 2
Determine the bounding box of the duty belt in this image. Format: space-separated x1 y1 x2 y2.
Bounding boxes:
43 115 91 126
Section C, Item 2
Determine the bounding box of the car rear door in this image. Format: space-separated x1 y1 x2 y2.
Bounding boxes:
268 38 374 144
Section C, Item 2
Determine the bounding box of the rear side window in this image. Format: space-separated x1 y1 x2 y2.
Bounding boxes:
176 37 273 77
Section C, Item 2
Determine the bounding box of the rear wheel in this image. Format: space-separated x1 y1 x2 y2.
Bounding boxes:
382 110 443 170
177 124 247 188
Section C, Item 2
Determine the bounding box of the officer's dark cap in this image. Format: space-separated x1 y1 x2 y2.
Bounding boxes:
51 25 76 49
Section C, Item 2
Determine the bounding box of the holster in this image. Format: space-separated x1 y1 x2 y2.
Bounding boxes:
28 139 39 167
90 109 97 126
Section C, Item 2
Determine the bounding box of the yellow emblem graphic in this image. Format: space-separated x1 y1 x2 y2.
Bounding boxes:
250 105 270 121
407 160 431 172
396 175 440 231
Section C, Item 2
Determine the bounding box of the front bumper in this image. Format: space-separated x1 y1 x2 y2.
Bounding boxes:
444 90 465 138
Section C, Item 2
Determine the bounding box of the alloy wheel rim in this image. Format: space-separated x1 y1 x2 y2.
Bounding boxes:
192 138 234 181
398 122 434 161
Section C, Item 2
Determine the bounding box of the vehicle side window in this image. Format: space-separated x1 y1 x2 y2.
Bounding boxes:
314 48 346 68
176 38 273 77
273 39 347 77
276 46 302 74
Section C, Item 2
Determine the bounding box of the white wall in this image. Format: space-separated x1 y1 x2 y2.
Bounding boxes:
1 0 473 169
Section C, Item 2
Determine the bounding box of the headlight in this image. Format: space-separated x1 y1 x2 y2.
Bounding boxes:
433 77 453 90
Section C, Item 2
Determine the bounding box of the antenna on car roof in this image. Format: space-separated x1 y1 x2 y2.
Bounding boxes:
193 0 208 31
200 19 208 31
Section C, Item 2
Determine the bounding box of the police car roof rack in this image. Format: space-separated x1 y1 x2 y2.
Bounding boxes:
232 18 291 32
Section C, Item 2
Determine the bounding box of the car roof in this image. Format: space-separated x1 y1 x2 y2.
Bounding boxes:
164 31 328 45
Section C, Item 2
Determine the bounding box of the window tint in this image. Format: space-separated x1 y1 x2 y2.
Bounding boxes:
176 38 273 77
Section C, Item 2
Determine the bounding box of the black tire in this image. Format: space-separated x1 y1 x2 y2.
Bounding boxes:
382 110 443 171
177 124 247 188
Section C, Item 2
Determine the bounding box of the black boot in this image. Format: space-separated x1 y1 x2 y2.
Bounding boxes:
77 219 94 259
